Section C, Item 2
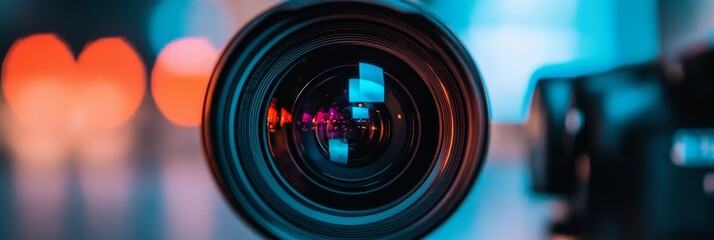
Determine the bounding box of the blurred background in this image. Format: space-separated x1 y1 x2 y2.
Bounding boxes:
1 0 713 239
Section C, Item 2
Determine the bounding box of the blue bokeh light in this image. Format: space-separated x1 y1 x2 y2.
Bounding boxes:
148 0 233 54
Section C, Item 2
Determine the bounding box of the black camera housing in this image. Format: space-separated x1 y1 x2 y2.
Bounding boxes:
528 47 714 238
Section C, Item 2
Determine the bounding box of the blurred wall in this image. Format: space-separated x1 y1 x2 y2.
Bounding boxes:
425 0 659 123
659 0 714 59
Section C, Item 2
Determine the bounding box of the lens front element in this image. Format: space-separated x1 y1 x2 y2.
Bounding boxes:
268 45 438 210
202 1 489 239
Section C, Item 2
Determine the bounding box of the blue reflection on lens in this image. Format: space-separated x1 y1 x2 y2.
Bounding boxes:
349 63 384 103
331 63 385 164
352 107 369 119
329 139 349 164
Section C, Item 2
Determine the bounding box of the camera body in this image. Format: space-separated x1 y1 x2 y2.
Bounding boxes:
528 47 714 238
202 0 489 238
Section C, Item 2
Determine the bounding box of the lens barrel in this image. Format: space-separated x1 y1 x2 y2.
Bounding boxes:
202 1 489 238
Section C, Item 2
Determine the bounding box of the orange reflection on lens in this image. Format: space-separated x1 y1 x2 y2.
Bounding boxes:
280 107 292 126
267 104 278 129
152 37 219 127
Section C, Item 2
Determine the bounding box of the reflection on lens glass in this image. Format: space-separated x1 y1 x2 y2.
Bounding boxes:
267 45 439 210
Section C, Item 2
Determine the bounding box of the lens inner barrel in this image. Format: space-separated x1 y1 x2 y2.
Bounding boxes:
267 45 439 211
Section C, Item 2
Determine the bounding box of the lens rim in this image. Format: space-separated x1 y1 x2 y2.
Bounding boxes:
202 0 490 239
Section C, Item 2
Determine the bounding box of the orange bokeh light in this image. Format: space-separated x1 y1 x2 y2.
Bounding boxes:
1 33 146 129
75 38 147 129
2 34 75 128
152 37 219 127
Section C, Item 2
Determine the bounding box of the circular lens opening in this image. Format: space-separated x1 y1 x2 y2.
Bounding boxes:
267 45 438 210
202 1 489 239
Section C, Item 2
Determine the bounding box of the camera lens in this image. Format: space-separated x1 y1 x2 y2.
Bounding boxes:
268 44 439 211
202 1 489 239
